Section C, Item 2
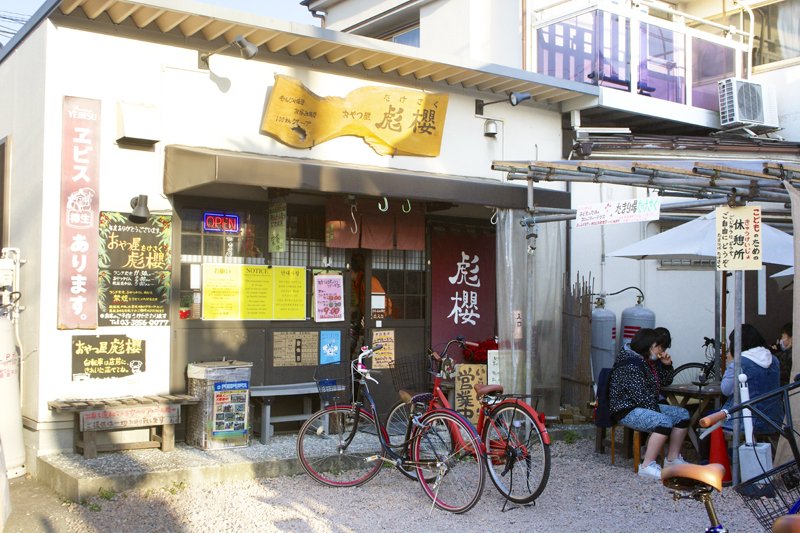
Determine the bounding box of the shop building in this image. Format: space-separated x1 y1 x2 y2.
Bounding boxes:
0 0 588 474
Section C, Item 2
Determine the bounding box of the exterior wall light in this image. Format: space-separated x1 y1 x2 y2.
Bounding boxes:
475 91 533 115
199 35 258 69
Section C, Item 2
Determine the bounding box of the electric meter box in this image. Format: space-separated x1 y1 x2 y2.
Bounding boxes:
186 360 253 450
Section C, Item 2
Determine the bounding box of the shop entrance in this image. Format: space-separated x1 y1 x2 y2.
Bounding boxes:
348 248 427 417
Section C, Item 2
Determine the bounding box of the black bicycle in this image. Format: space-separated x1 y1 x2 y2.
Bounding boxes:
671 336 718 386
296 344 486 514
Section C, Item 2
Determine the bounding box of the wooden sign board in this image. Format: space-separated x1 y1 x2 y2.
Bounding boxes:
454 363 487 424
80 404 179 431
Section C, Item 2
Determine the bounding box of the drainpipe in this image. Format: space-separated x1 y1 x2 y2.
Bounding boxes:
310 9 327 28
733 0 754 78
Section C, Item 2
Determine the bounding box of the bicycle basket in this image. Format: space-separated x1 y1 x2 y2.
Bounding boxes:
313 362 352 405
734 461 800 531
389 355 431 394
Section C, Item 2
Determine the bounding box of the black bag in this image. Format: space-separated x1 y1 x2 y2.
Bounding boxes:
594 367 616 429
594 359 636 428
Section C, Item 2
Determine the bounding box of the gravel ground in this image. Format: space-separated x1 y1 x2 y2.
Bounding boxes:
10 435 766 533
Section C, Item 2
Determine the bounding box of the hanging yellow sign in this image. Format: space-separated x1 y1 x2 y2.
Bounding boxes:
261 75 448 157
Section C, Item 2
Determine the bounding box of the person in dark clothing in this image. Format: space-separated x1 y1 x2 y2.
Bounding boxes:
772 322 793 387
608 328 691 480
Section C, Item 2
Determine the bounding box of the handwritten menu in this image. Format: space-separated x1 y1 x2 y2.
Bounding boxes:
314 274 345 322
371 329 395 369
97 212 172 326
202 264 306 320
716 205 762 271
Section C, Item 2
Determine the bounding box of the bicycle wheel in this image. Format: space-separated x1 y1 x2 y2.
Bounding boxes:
411 409 485 513
296 405 383 487
385 400 421 480
671 362 714 386
482 401 551 504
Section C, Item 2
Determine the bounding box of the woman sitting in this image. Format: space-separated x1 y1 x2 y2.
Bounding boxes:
608 328 691 480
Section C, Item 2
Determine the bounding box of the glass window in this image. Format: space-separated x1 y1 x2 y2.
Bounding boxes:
639 23 685 103
389 26 419 47
371 249 426 320
691 37 736 110
178 203 345 320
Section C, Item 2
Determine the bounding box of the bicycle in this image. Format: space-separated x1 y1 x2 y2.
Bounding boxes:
296 343 486 514
385 337 551 506
661 378 800 532
671 336 719 386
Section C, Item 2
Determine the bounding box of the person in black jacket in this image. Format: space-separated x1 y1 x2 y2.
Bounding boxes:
609 328 691 480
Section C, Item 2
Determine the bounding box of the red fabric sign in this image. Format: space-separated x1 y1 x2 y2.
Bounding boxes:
58 97 101 329
431 228 496 358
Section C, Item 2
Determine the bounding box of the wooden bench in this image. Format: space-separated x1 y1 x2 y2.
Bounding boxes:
251 382 319 444
48 394 200 459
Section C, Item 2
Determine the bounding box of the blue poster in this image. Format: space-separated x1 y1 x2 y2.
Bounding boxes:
320 330 341 364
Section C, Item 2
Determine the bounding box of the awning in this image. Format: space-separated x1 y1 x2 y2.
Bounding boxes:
164 145 569 209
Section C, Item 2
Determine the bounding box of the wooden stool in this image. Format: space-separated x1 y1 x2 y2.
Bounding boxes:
610 425 643 473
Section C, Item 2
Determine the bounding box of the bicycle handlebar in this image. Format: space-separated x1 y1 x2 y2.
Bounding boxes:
699 410 728 428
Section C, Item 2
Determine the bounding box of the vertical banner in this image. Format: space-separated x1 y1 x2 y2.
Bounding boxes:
314 274 345 322
716 205 763 271
431 228 496 357
268 201 287 253
58 97 101 329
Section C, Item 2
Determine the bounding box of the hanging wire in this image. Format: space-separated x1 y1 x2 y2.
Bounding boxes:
490 208 498 225
402 199 412 213
378 197 389 212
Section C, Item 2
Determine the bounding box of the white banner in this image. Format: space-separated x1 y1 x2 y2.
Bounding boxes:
575 198 660 228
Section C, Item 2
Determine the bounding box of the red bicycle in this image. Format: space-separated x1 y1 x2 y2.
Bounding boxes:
386 337 551 505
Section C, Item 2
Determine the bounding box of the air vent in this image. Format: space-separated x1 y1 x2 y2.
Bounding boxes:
718 78 779 133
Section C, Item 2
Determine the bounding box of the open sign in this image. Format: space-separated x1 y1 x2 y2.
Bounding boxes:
203 212 240 233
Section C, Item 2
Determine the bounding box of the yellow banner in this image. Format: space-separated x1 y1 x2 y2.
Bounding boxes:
202 264 306 320
261 75 448 156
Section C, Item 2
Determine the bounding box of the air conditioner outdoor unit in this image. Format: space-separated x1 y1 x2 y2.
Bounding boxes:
718 78 780 133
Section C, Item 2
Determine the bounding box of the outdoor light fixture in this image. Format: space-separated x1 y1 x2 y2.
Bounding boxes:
199 35 258 69
128 195 150 224
483 119 498 137
475 91 533 115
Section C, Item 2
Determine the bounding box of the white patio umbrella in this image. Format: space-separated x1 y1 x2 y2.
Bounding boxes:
771 266 794 291
607 209 794 485
607 211 794 265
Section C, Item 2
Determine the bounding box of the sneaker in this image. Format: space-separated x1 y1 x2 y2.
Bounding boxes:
638 461 662 480
664 455 689 467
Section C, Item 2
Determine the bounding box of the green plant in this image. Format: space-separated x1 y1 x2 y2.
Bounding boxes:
166 481 186 495
98 487 116 500
562 429 581 444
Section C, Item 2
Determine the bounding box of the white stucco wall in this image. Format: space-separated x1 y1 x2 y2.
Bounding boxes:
3 18 565 455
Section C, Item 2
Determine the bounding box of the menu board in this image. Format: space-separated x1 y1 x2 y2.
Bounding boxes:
314 274 345 322
202 264 306 320
371 329 395 369
274 331 319 367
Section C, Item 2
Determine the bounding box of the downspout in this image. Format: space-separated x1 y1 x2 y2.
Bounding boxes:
733 0 754 78
310 9 328 28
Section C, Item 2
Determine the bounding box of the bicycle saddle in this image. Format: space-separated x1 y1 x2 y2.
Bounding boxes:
398 389 431 404
773 514 800 533
473 383 504 399
662 463 726 492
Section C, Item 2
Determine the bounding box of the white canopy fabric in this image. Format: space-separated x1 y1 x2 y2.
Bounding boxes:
607 211 794 266
773 267 795 277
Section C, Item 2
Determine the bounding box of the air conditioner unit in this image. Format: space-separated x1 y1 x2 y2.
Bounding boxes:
718 78 780 133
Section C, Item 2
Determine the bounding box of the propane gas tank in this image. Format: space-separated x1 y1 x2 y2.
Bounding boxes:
0 316 24 478
590 301 616 388
619 301 655 352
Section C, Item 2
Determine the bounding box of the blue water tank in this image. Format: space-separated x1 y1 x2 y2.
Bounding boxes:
619 301 656 351
590 300 616 388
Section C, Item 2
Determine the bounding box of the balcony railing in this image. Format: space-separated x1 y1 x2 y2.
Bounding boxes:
532 2 747 112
